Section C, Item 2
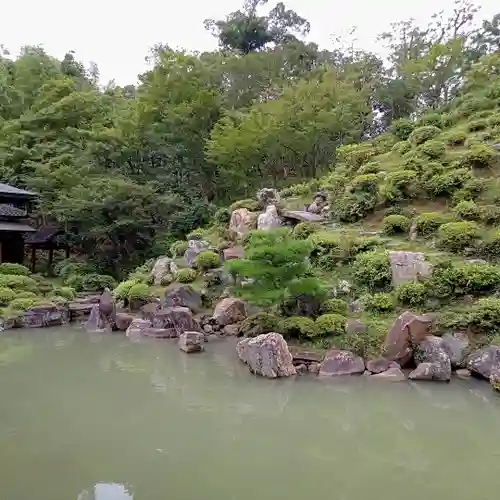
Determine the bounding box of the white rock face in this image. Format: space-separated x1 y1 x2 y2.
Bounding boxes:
150 256 178 285
236 332 296 378
257 205 282 231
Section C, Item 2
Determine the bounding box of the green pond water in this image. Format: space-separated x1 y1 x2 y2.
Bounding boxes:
1 327 500 500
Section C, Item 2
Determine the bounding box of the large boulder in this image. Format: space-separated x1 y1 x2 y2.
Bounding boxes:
366 357 396 374
319 350 365 376
257 205 282 231
114 312 134 331
213 297 248 326
150 256 178 285
236 332 296 378
441 332 469 368
257 188 280 209
183 239 210 268
178 331 205 353
125 318 152 339
409 335 451 381
229 209 257 238
151 306 199 337
163 284 202 313
383 311 433 366
388 251 432 286
467 346 500 379
140 302 161 321
307 192 328 214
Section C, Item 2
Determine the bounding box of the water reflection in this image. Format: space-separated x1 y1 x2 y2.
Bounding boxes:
77 483 133 500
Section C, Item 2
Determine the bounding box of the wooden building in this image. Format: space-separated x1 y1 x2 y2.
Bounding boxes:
0 182 36 263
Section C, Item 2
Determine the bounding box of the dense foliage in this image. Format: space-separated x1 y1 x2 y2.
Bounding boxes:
1 1 500 277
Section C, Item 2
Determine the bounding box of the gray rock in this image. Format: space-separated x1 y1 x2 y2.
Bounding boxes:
183 239 210 267
21 304 70 328
257 204 282 231
203 324 213 334
295 364 308 375
345 319 367 335
441 332 469 367
178 331 204 353
383 311 433 367
409 335 451 381
372 366 406 381
455 368 471 379
257 188 280 208
308 362 320 374
140 302 161 321
150 256 178 285
114 312 134 331
151 307 199 337
366 357 397 374
125 318 152 339
388 251 432 286
236 332 296 378
213 297 248 326
222 324 240 336
319 350 365 376
163 285 202 313
229 209 257 238
467 346 500 379
281 210 324 223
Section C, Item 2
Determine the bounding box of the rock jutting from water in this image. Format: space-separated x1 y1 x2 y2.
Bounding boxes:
178 331 205 353
236 332 296 378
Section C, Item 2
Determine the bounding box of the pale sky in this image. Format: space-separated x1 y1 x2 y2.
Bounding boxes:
3 0 498 85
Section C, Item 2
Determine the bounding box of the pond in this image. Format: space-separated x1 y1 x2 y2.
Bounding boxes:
1 327 500 500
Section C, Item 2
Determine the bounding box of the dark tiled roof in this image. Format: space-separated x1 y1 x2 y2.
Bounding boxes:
0 222 35 232
0 204 25 217
0 182 36 197
25 226 65 244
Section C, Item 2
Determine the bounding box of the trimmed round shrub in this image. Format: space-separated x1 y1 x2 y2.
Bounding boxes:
392 140 412 155
0 287 15 305
63 274 85 291
230 199 259 212
442 129 467 146
333 192 376 223
364 292 395 313
382 214 411 235
424 168 471 197
458 145 499 169
81 274 117 292
175 268 197 283
186 229 204 241
467 119 488 132
237 312 280 338
113 279 140 300
320 298 348 315
314 313 346 337
293 222 319 240
481 231 500 258
213 207 231 225
195 251 220 271
417 113 443 128
51 286 76 300
280 182 313 198
452 200 480 221
409 125 441 145
480 205 500 225
349 174 379 194
279 316 316 340
0 274 37 291
170 240 189 258
9 297 39 311
352 250 392 291
128 283 150 300
396 283 428 307
390 119 416 141
436 221 480 252
379 170 420 203
414 212 453 236
357 162 381 175
419 140 445 158
54 260 92 280
160 274 174 286
0 263 30 276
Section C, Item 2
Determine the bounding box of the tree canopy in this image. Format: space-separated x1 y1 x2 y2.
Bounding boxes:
0 0 499 275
